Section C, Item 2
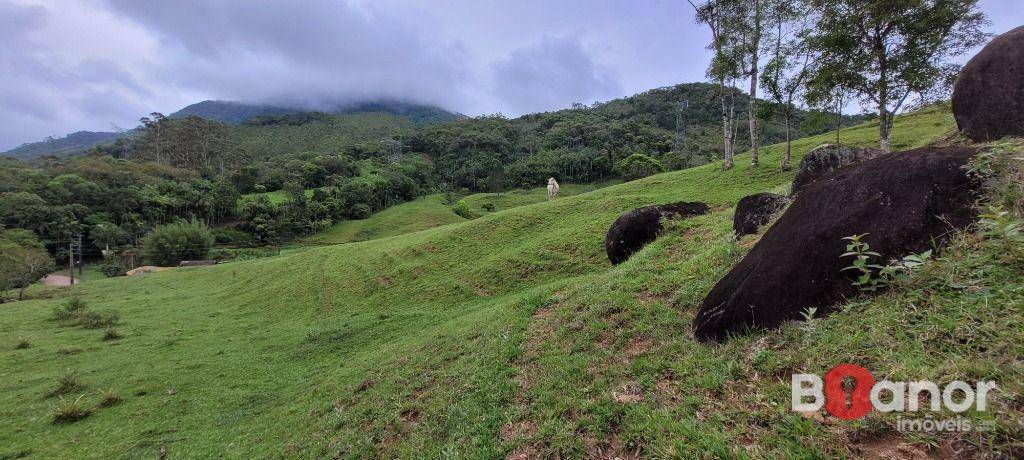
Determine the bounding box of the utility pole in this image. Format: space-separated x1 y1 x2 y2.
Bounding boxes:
77 234 83 276
68 242 75 286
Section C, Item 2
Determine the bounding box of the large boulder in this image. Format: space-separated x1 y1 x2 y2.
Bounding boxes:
952 26 1024 141
694 147 980 342
733 192 790 237
790 144 884 196
605 201 709 265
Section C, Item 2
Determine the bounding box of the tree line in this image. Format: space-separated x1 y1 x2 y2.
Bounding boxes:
688 0 988 170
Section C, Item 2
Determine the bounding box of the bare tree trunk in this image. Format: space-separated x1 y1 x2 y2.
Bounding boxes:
834 109 841 144
721 84 737 170
879 110 892 152
780 108 792 171
747 0 762 167
876 37 892 152
748 72 759 166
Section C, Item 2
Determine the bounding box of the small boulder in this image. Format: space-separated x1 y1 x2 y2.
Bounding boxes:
694 147 980 342
790 144 884 196
605 201 709 265
952 26 1024 141
733 192 790 237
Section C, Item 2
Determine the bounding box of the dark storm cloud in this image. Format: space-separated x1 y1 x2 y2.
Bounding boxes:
490 36 622 115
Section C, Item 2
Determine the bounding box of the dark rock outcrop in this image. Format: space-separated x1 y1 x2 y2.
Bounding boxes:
733 192 790 237
952 26 1024 141
694 147 980 342
605 202 710 265
790 144 884 196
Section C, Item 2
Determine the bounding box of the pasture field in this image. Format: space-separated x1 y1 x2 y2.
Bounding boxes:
4 106 1022 458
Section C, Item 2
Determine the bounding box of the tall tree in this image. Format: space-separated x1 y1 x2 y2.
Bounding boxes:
806 0 988 151
0 226 54 301
741 0 766 166
690 0 744 170
761 10 813 170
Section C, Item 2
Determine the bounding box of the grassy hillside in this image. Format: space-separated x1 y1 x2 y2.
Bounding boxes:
4 106 1020 458
303 182 616 245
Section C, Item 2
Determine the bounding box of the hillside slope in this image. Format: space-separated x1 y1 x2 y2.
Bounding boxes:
303 182 615 245
1 131 126 160
3 107 1020 458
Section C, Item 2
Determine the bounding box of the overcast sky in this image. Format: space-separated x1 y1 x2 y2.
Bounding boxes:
1 0 1021 151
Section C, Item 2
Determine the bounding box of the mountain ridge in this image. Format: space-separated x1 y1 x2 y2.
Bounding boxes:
2 99 463 160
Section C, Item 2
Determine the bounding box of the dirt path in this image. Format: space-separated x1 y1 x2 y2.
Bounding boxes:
41 274 78 286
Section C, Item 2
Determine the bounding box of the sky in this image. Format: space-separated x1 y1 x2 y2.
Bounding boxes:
1 0 1022 151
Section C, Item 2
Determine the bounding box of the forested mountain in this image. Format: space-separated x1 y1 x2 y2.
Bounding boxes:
0 82 873 256
169 100 301 124
407 83 871 190
171 99 462 125
2 100 462 160
1 131 126 160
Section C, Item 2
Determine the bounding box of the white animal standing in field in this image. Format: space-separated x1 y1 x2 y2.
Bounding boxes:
547 177 560 200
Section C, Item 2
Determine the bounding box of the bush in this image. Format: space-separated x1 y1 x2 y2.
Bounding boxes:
482 202 496 212
98 261 126 278
209 247 279 262
349 203 372 219
141 220 214 266
211 227 255 246
452 200 473 218
616 153 666 181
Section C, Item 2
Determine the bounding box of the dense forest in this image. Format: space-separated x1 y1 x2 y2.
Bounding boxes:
0 83 870 277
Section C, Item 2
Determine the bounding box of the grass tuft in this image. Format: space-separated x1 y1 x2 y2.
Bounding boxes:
50 396 90 423
52 298 120 329
97 388 121 407
47 371 82 398
102 328 122 341
14 337 31 349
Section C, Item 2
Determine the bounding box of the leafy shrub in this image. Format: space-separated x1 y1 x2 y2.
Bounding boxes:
350 203 372 219
211 227 255 246
51 396 90 423
140 220 214 266
98 261 126 278
452 200 473 218
841 234 931 292
482 202 496 212
209 247 279 262
979 206 1024 261
616 153 666 181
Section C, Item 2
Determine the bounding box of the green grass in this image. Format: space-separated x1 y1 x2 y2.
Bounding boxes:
303 182 614 245
3 106 1020 458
